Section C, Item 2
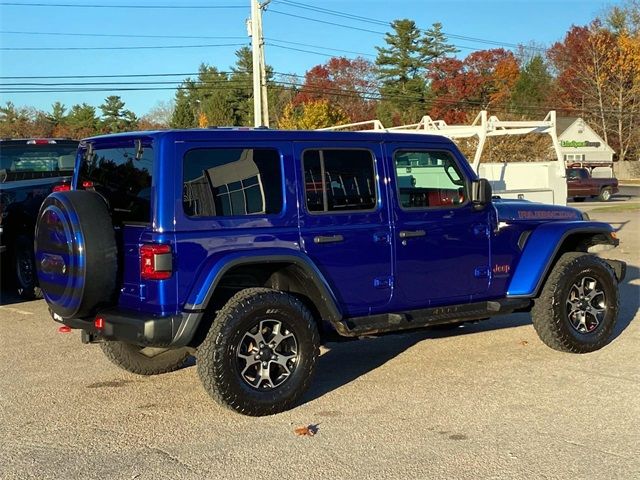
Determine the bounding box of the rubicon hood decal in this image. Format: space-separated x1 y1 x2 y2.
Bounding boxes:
493 199 582 222
516 210 580 220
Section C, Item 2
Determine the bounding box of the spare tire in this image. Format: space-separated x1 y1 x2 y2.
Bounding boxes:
35 190 118 320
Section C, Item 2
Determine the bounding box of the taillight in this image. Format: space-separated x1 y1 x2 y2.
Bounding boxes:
82 180 94 188
52 183 71 192
27 139 56 145
140 244 172 280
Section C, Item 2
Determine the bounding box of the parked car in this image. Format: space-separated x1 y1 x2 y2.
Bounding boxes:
566 167 619 202
34 130 625 416
0 138 78 298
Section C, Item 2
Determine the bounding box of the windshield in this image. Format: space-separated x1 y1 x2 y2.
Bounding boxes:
0 143 78 179
78 142 153 225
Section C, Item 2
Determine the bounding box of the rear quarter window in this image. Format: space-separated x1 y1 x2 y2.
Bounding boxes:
182 148 283 217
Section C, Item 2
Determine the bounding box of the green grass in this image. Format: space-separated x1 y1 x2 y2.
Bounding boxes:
588 203 640 214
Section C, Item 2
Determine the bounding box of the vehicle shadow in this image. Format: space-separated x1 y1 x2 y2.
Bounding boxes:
304 266 638 405
301 313 532 406
0 288 27 306
612 264 639 341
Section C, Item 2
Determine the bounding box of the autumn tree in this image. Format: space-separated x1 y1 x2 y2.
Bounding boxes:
278 100 349 130
549 15 640 161
293 56 378 122
376 20 457 124
429 48 520 122
0 102 35 137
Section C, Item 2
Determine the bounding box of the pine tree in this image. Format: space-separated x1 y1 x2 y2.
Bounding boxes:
171 85 197 128
99 96 138 133
67 103 99 137
375 19 456 124
49 102 67 125
510 55 552 114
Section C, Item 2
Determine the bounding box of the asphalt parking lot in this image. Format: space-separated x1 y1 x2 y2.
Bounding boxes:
1 207 638 480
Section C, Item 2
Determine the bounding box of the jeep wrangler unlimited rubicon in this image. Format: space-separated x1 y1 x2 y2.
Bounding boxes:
34 129 626 416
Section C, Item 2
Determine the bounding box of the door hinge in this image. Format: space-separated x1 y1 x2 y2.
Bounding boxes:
374 276 394 289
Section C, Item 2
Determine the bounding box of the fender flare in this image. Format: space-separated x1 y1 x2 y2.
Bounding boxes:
171 249 343 347
507 221 617 298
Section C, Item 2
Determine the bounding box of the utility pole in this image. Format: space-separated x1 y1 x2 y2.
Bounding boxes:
248 0 270 127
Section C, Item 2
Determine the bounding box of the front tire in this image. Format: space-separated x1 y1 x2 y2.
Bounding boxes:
197 288 319 416
100 341 191 375
531 252 619 353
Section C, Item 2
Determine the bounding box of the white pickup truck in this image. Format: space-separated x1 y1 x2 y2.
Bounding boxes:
321 111 568 206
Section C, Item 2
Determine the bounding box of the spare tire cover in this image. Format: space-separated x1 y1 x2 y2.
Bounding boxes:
35 190 117 319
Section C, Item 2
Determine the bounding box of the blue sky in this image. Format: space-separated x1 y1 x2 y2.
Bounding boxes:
0 0 619 117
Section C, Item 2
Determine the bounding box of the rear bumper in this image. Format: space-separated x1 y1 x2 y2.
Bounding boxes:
53 308 203 347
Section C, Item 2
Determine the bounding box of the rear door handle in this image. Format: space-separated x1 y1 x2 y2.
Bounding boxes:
314 234 344 244
399 230 426 239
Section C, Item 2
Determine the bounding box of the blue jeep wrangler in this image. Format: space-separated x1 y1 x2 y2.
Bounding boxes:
34 129 626 416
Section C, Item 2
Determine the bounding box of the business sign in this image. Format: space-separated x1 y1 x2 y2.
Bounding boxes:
561 140 602 148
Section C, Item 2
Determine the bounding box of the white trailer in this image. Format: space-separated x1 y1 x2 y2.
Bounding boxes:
320 111 568 206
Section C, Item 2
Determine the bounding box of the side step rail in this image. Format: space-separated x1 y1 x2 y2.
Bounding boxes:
337 299 531 337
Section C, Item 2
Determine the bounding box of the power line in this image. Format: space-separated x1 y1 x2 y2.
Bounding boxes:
268 9 386 35
273 0 388 26
0 30 247 40
2 76 635 118
0 43 247 51
0 70 307 80
266 42 374 59
0 30 374 57
0 2 245 9
2 78 635 118
271 0 546 53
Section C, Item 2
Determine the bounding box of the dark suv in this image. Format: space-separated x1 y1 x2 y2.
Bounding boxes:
0 138 78 298
35 129 625 416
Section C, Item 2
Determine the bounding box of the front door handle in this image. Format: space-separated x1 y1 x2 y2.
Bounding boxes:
399 230 426 239
314 234 344 244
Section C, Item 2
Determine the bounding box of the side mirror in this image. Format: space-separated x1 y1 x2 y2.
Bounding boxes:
471 178 492 210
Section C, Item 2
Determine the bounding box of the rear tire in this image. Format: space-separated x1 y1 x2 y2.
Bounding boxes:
531 252 618 353
598 187 612 202
100 341 191 376
197 288 319 416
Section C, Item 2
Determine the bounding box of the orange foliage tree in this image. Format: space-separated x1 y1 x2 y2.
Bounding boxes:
549 19 640 161
292 57 378 122
428 49 520 123
278 99 349 130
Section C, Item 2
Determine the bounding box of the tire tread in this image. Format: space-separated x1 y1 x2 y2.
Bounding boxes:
531 252 619 353
197 288 319 416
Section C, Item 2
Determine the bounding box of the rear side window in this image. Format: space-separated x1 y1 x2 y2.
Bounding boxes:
183 148 282 217
302 149 377 213
79 144 153 224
